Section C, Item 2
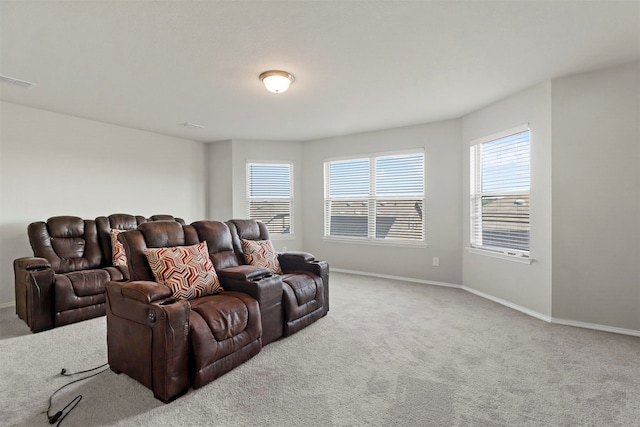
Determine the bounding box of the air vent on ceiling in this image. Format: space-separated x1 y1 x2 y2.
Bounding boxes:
179 122 205 129
0 74 36 89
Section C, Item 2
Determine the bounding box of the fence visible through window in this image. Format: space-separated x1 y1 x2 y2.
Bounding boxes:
247 162 293 236
325 151 425 243
470 127 530 254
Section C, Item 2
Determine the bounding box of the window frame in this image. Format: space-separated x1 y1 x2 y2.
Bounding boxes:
246 161 294 237
469 124 531 260
323 149 426 246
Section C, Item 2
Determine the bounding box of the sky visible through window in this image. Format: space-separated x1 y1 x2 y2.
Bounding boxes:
248 162 292 235
481 130 530 193
375 153 424 195
329 153 424 196
248 163 291 197
329 158 369 196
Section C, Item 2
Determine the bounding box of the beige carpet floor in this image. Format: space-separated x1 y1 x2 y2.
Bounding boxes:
1 272 638 426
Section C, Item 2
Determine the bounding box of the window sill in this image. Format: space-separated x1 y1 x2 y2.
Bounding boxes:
466 247 532 264
323 236 427 248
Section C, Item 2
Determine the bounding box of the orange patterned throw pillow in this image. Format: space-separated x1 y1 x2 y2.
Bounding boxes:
110 229 128 266
143 242 221 300
241 239 282 274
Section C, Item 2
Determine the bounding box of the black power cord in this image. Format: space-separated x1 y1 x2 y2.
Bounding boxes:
60 363 108 377
46 363 108 426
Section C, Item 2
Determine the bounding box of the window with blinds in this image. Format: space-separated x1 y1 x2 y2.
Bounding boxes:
247 162 292 235
324 151 424 242
470 127 530 255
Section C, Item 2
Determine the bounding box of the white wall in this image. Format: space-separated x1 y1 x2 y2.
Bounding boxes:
206 139 304 251
551 63 640 331
301 119 463 285
3 64 637 333
207 140 233 220
0 102 206 306
462 82 553 317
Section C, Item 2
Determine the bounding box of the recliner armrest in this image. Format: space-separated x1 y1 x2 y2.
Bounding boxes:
105 280 191 402
106 280 181 325
278 251 315 263
279 252 326 275
216 272 284 344
217 273 282 302
14 257 56 332
14 256 52 271
217 265 272 281
120 280 173 303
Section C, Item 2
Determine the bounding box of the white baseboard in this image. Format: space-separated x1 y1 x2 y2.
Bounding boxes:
461 285 553 323
331 268 462 289
0 301 16 310
332 269 640 337
551 317 640 337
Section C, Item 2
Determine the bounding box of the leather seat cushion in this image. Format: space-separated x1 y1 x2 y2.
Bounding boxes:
63 269 111 297
54 268 124 312
282 273 321 306
281 272 324 322
189 292 261 369
191 294 248 341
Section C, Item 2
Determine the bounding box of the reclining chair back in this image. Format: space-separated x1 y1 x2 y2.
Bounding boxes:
118 221 200 281
190 220 242 270
149 214 186 225
96 213 146 268
28 216 103 274
226 219 271 266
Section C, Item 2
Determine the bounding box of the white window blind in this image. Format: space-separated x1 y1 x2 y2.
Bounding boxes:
470 127 530 255
247 162 292 235
325 151 424 242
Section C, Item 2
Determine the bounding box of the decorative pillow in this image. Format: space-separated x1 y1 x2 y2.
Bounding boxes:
241 239 282 274
110 229 128 266
143 242 222 300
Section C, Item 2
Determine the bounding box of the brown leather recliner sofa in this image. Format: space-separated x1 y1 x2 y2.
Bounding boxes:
106 219 329 402
226 219 329 337
13 213 185 332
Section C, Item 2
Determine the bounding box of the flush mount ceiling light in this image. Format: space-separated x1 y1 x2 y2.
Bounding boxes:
259 70 295 94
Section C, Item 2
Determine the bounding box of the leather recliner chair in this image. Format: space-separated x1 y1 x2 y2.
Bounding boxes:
14 214 186 333
14 216 128 332
191 220 287 344
226 219 329 337
105 221 262 403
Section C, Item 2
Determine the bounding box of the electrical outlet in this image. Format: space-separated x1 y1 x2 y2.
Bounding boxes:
433 257 439 266
282 246 287 252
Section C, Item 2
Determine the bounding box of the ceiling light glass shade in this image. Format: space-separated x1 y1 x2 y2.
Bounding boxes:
259 70 295 93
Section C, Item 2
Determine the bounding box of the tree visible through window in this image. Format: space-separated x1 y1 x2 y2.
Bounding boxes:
324 151 424 242
247 162 292 235
470 127 530 254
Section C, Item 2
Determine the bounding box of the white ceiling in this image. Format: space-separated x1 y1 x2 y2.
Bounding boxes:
1 1 638 143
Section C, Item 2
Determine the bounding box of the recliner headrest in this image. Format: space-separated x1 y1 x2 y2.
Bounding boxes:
47 216 85 238
138 221 186 248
